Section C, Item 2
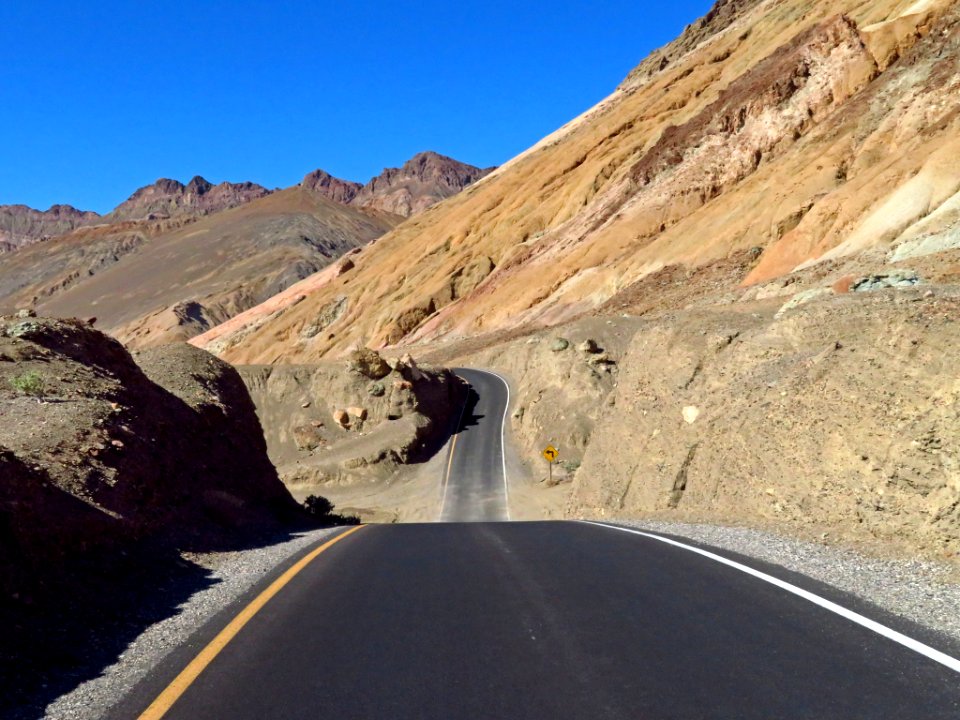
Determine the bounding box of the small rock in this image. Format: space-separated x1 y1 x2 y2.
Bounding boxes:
347 406 368 421
110 439 124 448
15 308 36 319
398 353 423 381
334 257 355 276
682 406 700 424
851 270 921 293
301 401 311 409
8 320 41 338
550 337 570 352
333 409 350 427
775 288 832 318
578 339 601 354
368 382 386 397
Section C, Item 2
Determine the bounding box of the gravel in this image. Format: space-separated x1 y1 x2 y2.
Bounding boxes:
43 527 338 720
39 520 960 717
620 519 960 645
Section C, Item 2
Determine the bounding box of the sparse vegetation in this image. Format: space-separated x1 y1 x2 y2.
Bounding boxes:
10 370 46 400
303 494 360 525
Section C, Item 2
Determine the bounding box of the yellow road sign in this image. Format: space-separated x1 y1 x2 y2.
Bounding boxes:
542 445 559 463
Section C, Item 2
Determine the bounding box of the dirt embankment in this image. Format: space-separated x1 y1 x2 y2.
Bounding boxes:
0 315 307 716
0 316 300 588
239 348 466 491
569 287 960 559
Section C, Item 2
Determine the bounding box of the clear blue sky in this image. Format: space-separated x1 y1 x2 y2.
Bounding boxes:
1 1 714 213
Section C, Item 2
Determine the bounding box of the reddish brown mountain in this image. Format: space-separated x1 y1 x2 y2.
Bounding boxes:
300 153 494 218
0 204 100 253
351 151 494 217
300 170 362 204
103 176 271 222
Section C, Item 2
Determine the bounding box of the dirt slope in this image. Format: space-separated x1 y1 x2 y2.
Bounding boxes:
569 286 960 557
28 186 398 347
0 315 299 569
199 0 960 364
0 315 306 716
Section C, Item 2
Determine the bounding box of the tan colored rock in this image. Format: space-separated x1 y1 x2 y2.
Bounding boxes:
347 347 391 379
333 409 350 427
682 406 701 424
347 406 368 421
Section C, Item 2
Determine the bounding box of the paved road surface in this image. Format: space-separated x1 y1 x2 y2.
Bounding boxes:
115 367 960 719
438 368 510 522
120 522 960 719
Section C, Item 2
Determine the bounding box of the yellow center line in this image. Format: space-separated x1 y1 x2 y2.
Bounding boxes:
439 426 461 518
138 524 366 720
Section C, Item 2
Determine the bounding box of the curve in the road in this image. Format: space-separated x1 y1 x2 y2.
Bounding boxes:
437 368 511 523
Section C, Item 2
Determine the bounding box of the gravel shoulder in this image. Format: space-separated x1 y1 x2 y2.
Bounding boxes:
621 519 960 648
39 518 960 718
42 527 338 720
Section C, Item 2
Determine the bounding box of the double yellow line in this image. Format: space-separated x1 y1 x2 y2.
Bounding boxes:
138 524 365 719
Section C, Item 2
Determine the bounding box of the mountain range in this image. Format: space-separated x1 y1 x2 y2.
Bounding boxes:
0 152 491 345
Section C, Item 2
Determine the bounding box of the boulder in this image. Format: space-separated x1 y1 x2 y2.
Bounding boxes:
851 270 921 292
347 347 391 379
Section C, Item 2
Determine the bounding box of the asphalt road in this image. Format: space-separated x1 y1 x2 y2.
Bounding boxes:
438 368 510 522
115 368 960 719
121 522 960 719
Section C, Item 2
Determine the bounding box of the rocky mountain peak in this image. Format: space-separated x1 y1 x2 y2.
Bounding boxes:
185 176 213 195
301 169 363 205
105 176 271 222
351 151 494 218
0 203 100 253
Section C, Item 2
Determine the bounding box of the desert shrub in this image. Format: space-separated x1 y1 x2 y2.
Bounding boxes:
302 494 360 526
10 371 46 399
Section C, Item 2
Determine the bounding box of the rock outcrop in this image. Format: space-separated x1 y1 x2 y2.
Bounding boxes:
301 152 493 218
0 204 100 252
351 151 493 218
0 316 300 572
239 358 466 487
103 176 271 222
301 169 363 204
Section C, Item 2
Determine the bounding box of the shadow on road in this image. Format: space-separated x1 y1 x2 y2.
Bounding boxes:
0 521 336 719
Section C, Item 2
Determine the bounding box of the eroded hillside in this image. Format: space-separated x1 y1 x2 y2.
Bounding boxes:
198 0 960 364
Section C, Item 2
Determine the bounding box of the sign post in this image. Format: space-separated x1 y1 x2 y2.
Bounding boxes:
542 444 559 484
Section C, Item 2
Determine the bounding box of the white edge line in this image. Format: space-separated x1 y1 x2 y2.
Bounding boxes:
468 368 512 521
438 392 470 522
581 520 960 675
